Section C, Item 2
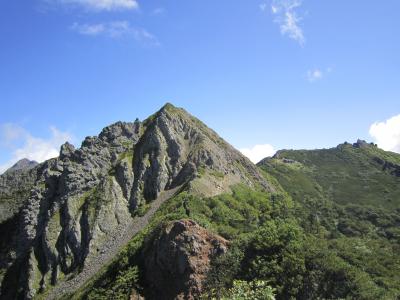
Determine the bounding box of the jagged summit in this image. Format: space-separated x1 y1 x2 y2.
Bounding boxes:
159 102 178 112
132 103 271 204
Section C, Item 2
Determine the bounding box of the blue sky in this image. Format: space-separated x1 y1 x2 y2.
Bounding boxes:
1 0 400 170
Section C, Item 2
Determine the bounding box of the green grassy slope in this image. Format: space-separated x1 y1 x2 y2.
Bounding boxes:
257 141 400 299
259 141 400 209
257 142 400 238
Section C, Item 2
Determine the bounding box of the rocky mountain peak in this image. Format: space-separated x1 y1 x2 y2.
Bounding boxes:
4 158 38 174
0 103 274 299
130 103 272 207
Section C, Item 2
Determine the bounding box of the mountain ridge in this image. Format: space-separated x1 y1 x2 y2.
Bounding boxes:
0 104 399 299
0 103 275 299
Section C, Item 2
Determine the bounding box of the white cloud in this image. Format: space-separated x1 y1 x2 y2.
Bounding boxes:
307 69 323 82
306 67 333 82
71 21 159 45
270 0 305 45
56 0 138 11
0 124 74 174
369 114 400 153
0 124 26 146
240 144 276 164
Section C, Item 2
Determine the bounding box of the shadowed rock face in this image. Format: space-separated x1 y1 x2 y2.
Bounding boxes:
0 104 271 299
0 160 43 281
0 163 40 223
144 219 228 300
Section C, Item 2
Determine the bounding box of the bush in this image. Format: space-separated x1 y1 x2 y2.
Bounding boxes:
224 280 275 300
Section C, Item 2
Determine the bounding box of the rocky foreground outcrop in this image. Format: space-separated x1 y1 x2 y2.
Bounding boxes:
144 219 228 300
0 103 272 299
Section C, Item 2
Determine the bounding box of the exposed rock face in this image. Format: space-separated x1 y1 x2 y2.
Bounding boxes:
144 219 228 299
0 103 271 299
0 121 140 299
130 104 272 207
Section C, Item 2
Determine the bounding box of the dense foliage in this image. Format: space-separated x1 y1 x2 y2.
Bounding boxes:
221 280 275 300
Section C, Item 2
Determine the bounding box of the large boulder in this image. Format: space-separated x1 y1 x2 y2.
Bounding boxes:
144 219 228 299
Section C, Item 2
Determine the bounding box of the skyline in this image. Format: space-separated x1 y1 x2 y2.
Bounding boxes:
1 0 400 171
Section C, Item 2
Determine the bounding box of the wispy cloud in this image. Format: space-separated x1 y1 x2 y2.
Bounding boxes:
240 144 276 163
307 69 322 82
306 67 332 82
369 114 400 153
263 0 305 46
0 124 74 174
259 3 268 11
52 0 139 11
151 7 165 15
71 21 159 45
71 22 106 35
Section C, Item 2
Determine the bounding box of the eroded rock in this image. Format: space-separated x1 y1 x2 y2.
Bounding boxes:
144 219 229 300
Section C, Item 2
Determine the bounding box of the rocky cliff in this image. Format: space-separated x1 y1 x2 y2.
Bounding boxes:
0 103 272 299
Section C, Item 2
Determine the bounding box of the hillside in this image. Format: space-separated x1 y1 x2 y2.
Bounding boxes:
259 139 400 209
258 140 400 298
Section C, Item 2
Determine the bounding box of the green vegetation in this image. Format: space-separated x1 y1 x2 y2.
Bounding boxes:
256 143 400 299
46 210 61 248
80 186 104 226
71 185 291 299
85 266 140 300
118 151 133 164
261 143 400 209
210 170 225 179
133 203 151 217
197 165 206 177
0 187 32 222
221 280 275 300
65 142 400 300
